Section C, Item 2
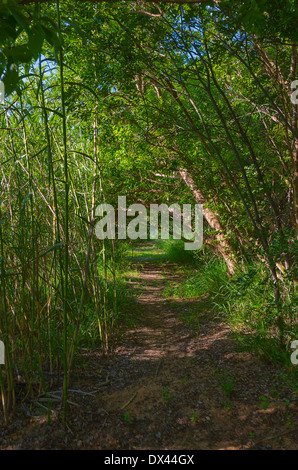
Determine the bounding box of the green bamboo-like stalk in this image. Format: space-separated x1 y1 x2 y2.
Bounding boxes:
97 167 109 353
68 113 98 375
19 95 45 393
0 205 8 424
38 53 64 381
3 110 20 412
57 0 69 420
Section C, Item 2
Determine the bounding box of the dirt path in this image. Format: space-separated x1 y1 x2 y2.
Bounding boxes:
0 258 297 450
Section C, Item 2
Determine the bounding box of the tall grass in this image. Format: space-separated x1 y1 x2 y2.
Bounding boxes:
216 265 298 365
162 239 197 265
162 245 297 368
0 57 132 423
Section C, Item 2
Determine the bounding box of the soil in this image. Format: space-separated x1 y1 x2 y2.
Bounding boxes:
0 255 297 450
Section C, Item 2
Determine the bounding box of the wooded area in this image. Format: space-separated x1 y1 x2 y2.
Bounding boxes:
0 0 297 451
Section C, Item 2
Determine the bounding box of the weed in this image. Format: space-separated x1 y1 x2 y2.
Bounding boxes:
163 239 197 264
260 395 270 410
214 369 236 397
124 410 131 424
223 400 233 410
284 399 293 426
162 387 173 406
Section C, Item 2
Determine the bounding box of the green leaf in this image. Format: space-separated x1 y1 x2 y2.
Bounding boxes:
65 19 88 45
38 242 64 259
2 65 19 95
21 193 32 209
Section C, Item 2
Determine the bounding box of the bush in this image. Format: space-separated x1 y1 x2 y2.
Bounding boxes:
163 239 199 264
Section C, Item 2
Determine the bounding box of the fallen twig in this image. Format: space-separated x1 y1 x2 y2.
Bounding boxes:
93 380 110 389
37 397 61 402
155 360 162 378
36 402 56 413
120 391 138 410
67 389 96 397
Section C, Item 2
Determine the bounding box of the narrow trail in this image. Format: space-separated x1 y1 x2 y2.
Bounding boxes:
98 260 297 450
1 255 297 450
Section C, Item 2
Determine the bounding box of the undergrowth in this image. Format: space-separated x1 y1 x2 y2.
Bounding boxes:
160 241 298 375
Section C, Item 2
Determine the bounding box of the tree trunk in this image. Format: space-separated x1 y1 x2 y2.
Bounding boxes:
178 168 236 275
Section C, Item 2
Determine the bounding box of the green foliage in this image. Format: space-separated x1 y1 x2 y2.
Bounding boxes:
75 275 136 350
213 368 236 397
164 254 228 299
221 0 298 41
162 386 174 407
0 2 60 94
217 265 298 363
163 239 198 265
123 410 131 425
0 0 296 424
260 395 270 410
165 250 297 366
